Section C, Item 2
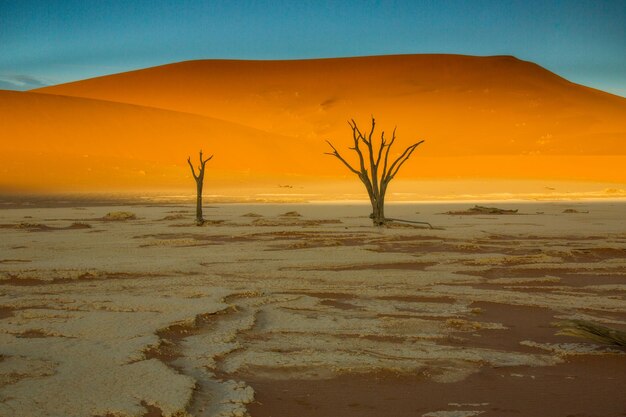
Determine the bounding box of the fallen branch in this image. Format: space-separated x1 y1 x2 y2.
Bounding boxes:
554 320 626 347
384 217 434 229
446 205 518 215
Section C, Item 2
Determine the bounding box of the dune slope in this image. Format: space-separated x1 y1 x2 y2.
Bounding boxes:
35 54 626 158
0 90 312 192
3 54 625 192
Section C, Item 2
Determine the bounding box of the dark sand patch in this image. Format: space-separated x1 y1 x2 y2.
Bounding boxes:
282 261 437 272
372 239 541 256
252 218 342 227
456 302 565 353
0 306 15 320
468 283 571 295
318 299 361 310
136 233 250 247
245 355 626 417
558 247 626 262
377 295 457 304
0 276 50 286
252 230 367 241
150 233 247 242
264 232 370 250
0 222 91 232
483 234 608 242
0 272 158 286
95 401 165 417
141 401 165 417
16 329 55 338
0 259 31 264
279 291 357 300
460 267 626 287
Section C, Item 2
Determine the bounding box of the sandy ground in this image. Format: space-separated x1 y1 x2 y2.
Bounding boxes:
0 201 625 417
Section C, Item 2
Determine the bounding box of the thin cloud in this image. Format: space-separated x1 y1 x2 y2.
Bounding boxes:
0 74 49 90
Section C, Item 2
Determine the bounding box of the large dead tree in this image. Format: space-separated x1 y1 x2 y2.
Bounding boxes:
326 117 424 226
187 150 213 225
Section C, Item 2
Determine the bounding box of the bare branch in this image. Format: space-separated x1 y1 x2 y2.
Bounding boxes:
347 120 370 185
385 140 425 183
325 118 426 227
375 131 386 168
349 119 365 142
364 116 375 146
202 154 214 166
364 117 380 197
381 127 396 181
325 140 360 175
187 157 198 180
388 147 417 180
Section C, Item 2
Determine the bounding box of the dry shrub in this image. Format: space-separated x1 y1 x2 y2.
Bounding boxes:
102 211 137 221
69 222 92 229
241 212 263 218
13 222 51 230
555 320 626 347
280 211 302 217
161 214 186 221
563 208 589 214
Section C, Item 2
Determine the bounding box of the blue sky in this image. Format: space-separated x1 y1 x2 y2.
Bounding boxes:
1 0 625 96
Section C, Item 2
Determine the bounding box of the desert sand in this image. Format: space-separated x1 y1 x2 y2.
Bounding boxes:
2 54 625 192
0 201 624 416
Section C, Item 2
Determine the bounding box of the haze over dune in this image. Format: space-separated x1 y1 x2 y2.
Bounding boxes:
3 54 625 193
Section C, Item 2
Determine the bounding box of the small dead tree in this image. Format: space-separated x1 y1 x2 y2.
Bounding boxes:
326 117 424 226
187 150 213 225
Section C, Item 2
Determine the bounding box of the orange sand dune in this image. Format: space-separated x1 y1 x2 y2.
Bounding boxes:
2 54 625 193
0 90 315 192
36 54 626 158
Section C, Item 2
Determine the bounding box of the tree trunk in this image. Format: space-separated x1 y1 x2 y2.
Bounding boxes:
188 150 213 227
195 181 203 225
370 196 386 226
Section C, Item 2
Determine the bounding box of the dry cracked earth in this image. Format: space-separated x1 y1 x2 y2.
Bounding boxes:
0 202 625 417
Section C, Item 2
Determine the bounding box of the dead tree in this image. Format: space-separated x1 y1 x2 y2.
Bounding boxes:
187 150 213 225
326 117 424 226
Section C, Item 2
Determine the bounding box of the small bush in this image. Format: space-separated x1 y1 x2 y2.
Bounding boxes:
69 222 92 229
280 211 302 217
241 212 263 218
102 211 137 221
